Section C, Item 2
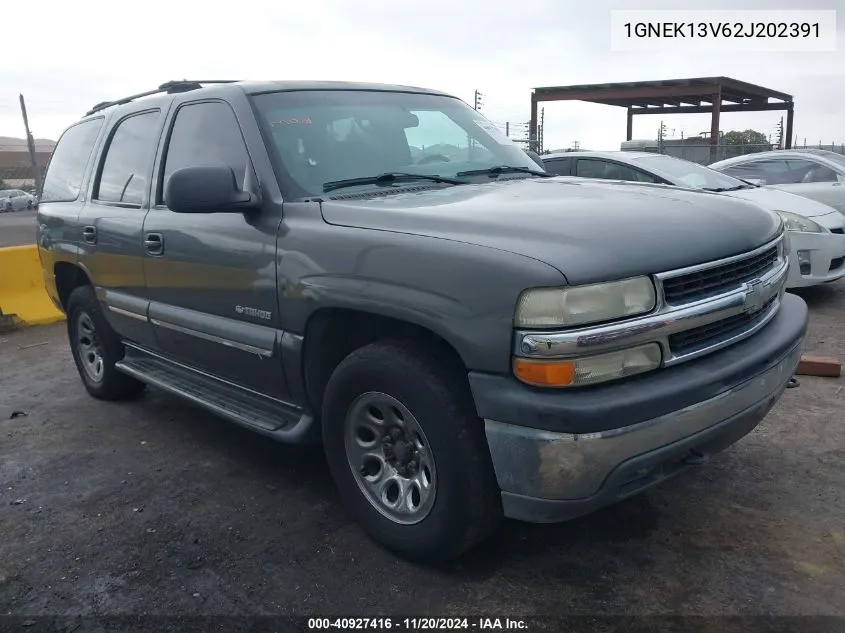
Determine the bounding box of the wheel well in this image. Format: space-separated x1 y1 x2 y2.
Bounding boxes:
54 263 92 311
302 309 470 417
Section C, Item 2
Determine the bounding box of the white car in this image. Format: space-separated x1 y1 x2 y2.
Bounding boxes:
0 189 38 212
541 150 845 289
709 149 845 216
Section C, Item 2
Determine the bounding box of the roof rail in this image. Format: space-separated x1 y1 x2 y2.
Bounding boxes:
84 80 241 117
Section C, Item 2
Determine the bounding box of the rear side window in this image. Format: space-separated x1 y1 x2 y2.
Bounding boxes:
40 118 104 202
160 101 249 204
95 111 161 207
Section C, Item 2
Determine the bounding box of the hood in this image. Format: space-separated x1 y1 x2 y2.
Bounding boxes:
721 185 839 218
320 177 783 285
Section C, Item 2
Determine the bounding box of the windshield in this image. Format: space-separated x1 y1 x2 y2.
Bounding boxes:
632 154 748 191
251 90 541 197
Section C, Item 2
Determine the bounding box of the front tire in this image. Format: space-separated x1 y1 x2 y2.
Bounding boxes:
322 340 502 562
66 286 146 401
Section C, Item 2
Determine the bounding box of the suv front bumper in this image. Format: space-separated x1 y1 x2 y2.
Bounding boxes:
468 292 807 523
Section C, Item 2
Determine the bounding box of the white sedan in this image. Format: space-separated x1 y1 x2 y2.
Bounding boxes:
541 150 845 289
709 149 845 216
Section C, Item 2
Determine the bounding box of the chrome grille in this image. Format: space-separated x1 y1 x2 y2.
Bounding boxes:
661 245 779 305
668 296 777 354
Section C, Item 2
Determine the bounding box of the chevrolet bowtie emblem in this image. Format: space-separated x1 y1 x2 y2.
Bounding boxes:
743 279 765 314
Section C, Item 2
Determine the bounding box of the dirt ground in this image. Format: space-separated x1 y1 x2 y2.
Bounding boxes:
1 283 844 626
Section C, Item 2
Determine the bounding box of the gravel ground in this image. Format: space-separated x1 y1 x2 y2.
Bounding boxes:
0 210 37 248
0 284 844 628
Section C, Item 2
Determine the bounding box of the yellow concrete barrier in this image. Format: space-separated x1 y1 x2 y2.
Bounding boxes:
0 245 65 328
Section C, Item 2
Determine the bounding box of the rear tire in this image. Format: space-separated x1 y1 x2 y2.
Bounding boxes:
66 285 146 401
322 339 502 562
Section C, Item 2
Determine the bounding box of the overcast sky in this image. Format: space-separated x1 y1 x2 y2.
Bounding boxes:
1 0 842 151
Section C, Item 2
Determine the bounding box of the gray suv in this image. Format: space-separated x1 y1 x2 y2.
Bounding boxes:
37 80 807 561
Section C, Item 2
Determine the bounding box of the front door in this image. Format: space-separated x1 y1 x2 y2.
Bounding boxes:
142 99 288 399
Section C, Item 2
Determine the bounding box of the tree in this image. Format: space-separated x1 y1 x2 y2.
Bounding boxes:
0 179 8 191
723 129 768 146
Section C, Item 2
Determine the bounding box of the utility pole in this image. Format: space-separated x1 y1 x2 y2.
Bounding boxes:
505 122 509 137
473 90 483 111
19 94 42 195
538 107 545 153
776 116 784 149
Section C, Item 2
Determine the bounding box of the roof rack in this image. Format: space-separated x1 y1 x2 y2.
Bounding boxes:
84 80 241 117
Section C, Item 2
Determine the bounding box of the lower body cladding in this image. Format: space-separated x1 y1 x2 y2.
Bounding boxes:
786 230 845 288
469 293 808 523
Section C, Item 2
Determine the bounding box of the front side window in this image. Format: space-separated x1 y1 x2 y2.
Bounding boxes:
575 159 612 179
40 118 104 203
160 101 249 204
543 158 571 176
251 90 539 197
95 111 160 206
784 159 838 183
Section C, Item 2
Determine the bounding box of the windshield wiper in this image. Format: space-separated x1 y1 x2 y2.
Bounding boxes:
456 165 553 178
703 185 746 192
322 172 465 193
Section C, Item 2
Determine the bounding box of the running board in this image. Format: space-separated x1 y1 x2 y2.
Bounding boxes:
116 346 317 443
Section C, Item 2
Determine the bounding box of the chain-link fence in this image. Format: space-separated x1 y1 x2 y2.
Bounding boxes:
655 142 845 166
659 143 772 165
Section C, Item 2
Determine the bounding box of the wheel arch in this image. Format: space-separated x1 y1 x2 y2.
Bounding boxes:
300 307 474 421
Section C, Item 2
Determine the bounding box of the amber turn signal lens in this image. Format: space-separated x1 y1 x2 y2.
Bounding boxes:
512 358 576 387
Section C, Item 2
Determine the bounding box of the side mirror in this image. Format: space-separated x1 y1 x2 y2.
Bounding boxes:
165 165 257 214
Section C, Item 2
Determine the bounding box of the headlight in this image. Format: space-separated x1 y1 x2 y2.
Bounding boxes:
514 277 656 328
775 211 823 233
513 343 662 388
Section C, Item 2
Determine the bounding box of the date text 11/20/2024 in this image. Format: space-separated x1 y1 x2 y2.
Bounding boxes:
307 618 528 630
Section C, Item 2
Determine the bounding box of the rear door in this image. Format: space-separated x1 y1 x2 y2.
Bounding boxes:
77 108 165 349
142 98 288 399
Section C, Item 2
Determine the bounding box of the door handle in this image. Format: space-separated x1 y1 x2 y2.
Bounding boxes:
144 232 164 256
82 225 97 245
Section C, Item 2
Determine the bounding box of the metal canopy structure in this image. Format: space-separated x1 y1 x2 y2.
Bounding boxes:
529 77 794 159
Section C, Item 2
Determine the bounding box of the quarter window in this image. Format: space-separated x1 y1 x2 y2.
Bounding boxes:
40 118 104 202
